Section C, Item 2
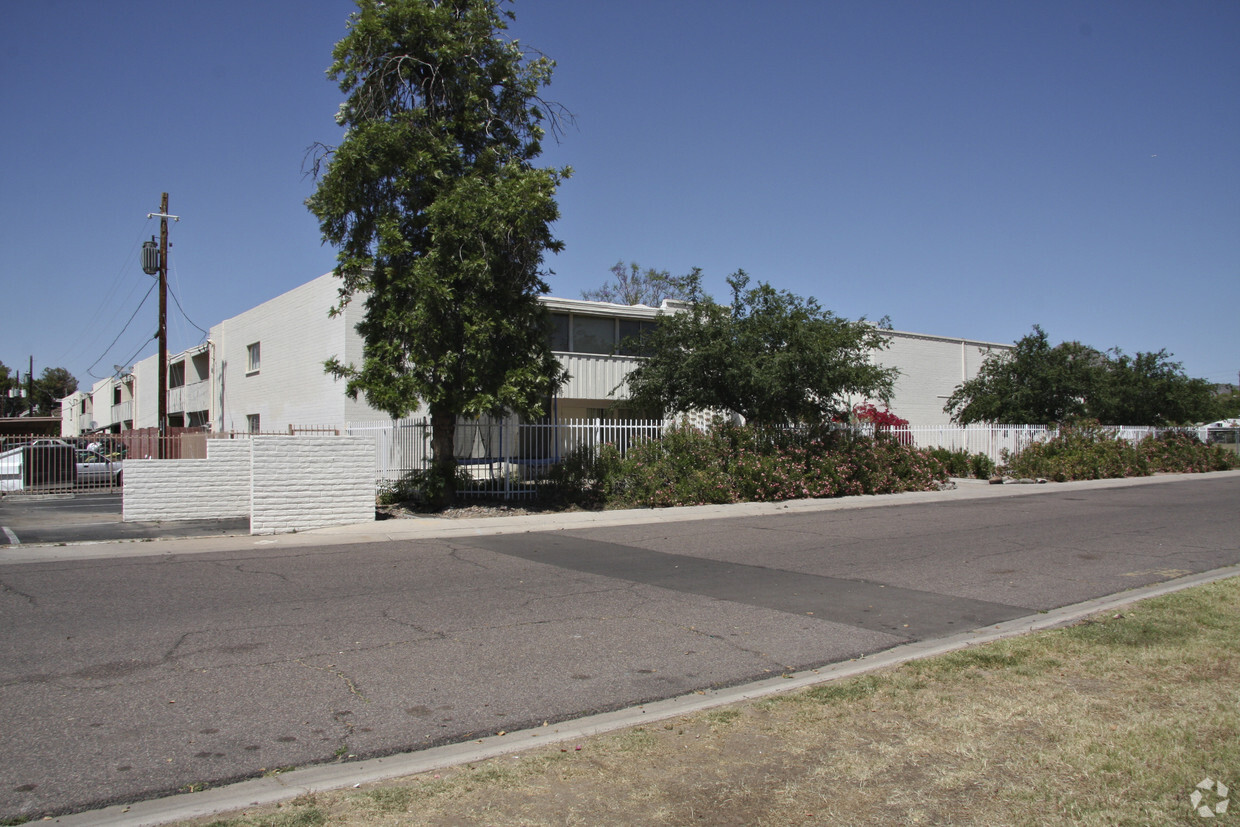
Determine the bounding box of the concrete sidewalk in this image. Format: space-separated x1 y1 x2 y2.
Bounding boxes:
5 470 1237 566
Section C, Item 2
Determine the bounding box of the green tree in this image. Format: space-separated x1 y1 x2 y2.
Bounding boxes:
1090 349 1218 425
1212 386 1240 420
944 326 1103 425
946 327 1219 426
32 367 78 417
306 0 570 503
582 261 695 306
622 271 897 426
0 360 18 417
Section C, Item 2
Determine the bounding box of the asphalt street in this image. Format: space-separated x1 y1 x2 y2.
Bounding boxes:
0 492 249 545
1 473 1237 822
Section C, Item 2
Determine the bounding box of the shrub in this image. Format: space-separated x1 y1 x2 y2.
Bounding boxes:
970 452 996 479
925 447 996 479
1139 430 1240 473
546 443 625 507
377 466 473 505
607 423 949 508
1001 422 1149 481
927 448 971 478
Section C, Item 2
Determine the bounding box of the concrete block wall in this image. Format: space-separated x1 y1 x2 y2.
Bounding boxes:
122 440 250 522
250 435 376 535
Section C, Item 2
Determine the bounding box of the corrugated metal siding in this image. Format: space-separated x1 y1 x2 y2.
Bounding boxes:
556 352 643 401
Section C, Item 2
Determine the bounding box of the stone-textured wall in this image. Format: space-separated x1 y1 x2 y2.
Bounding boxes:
122 440 250 522
122 436 375 535
250 436 375 535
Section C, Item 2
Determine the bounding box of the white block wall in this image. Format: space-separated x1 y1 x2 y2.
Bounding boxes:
123 440 250 522
250 435 376 535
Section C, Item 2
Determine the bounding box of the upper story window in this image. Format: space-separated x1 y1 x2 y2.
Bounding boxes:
113 386 122 406
191 351 209 382
572 316 616 354
548 312 658 357
168 360 185 388
246 342 261 374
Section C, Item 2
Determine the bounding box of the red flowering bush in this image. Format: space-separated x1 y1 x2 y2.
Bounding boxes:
853 403 912 445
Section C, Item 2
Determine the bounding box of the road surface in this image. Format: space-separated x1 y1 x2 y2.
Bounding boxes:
1 474 1237 821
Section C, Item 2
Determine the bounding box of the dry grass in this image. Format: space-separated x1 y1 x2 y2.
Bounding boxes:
191 577 1240 827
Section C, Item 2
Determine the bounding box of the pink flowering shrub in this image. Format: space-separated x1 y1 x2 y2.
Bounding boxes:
1001 422 1148 481
604 422 949 508
1139 430 1240 473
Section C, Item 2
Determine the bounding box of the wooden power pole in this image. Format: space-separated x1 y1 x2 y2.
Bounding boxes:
143 193 177 457
158 192 169 455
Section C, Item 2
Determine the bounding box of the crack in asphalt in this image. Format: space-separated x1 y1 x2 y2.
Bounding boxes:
0 578 36 606
297 658 368 704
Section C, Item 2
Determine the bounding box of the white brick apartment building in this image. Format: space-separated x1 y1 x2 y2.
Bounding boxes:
63 272 1011 434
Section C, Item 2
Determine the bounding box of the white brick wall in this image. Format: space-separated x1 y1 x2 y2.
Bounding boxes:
122 436 375 534
250 435 376 535
122 440 250 522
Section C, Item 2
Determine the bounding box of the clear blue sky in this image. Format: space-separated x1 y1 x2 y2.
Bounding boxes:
2 0 1237 398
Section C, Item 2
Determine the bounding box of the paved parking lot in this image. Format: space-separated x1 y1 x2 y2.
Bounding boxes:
0 492 248 546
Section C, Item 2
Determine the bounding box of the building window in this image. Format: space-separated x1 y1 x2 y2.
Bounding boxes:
618 320 658 356
247 413 260 433
548 313 570 351
246 342 261 374
169 360 185 388
113 386 122 406
571 316 616 355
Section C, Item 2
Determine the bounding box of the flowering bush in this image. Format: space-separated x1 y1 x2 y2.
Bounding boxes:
1001 421 1240 481
1139 430 1240 473
601 422 950 508
853 403 912 445
1001 422 1148 481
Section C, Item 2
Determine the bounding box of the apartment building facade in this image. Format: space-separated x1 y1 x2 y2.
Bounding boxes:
63 272 1011 435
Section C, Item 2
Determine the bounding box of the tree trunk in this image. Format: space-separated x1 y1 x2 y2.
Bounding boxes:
429 407 457 508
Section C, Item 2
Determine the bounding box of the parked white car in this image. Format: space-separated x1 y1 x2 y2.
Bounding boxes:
0 447 22 492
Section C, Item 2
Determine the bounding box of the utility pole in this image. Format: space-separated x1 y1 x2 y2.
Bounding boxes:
28 356 34 417
158 192 169 453
144 193 178 458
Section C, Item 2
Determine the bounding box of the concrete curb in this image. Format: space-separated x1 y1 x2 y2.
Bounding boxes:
49 561 1240 826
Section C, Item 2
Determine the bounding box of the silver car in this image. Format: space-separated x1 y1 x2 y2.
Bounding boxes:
75 449 123 488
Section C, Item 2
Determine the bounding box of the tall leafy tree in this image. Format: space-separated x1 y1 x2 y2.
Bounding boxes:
944 326 1101 425
32 367 78 417
623 271 897 426
582 261 695 306
306 0 570 503
0 361 18 417
945 327 1217 425
1090 349 1218 426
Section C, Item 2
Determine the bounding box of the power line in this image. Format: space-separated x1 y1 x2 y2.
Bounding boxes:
168 258 208 338
55 217 157 368
85 280 157 379
111 335 158 380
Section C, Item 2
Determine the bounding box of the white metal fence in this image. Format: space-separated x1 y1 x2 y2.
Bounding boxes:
347 416 667 498
344 418 1239 500
11 421 1230 499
